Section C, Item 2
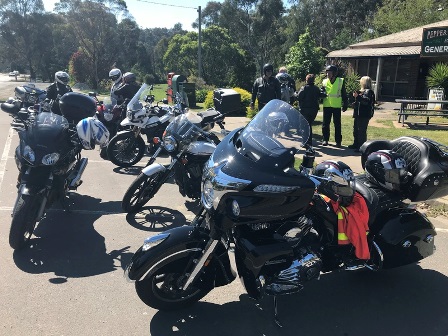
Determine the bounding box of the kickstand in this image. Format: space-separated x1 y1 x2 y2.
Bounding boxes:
273 296 283 328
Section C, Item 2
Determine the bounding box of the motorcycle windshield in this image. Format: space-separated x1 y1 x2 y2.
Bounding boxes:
127 83 148 111
164 112 203 143
238 99 310 160
26 112 71 155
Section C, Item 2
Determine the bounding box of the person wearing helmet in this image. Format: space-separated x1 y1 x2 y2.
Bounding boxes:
297 74 327 147
250 63 281 110
275 66 296 104
113 72 140 105
321 65 348 147
109 68 122 103
46 71 73 115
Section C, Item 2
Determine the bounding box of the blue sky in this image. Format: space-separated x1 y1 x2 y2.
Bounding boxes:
42 0 219 31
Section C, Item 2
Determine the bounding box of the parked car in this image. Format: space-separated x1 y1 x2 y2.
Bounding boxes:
9 70 19 77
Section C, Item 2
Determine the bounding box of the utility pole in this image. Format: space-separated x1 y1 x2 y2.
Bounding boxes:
198 6 202 79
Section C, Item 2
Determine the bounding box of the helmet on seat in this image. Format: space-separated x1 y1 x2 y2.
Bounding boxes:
109 68 122 84
364 150 410 192
263 63 274 75
76 117 110 150
122 72 136 84
55 71 70 85
314 160 356 205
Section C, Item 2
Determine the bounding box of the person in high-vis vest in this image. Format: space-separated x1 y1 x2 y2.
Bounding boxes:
321 65 348 147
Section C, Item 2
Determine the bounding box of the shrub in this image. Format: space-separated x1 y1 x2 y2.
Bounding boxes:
204 90 214 109
196 89 208 103
426 62 448 95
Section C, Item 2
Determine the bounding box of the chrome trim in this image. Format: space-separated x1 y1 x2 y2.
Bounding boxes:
138 248 203 282
142 233 170 251
201 158 251 209
183 239 218 290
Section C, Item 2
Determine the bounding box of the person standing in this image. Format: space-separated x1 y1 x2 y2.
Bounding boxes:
250 63 281 110
321 65 348 147
276 66 296 104
349 76 375 152
297 74 326 147
46 71 72 115
113 72 140 105
108 68 123 104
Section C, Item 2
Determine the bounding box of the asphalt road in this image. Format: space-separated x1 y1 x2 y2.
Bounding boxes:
0 78 447 336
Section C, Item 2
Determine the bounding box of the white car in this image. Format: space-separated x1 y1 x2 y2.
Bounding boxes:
9 70 19 76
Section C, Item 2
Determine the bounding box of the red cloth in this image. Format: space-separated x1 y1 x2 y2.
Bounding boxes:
329 192 370 260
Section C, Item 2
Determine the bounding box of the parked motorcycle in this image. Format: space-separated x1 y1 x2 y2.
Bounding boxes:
2 83 49 114
125 99 443 325
3 93 110 250
106 84 178 167
121 109 223 213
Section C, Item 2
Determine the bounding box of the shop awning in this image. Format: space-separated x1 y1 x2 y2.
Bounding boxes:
327 45 421 58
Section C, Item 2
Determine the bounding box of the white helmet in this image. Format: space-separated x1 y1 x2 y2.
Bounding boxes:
55 71 70 85
76 117 110 150
109 68 122 84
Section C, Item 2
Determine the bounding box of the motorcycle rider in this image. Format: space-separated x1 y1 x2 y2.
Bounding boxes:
276 66 296 104
250 63 281 110
46 71 72 115
109 68 122 103
112 72 140 105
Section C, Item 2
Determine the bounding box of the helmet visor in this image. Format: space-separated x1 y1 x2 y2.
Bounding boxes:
110 75 120 81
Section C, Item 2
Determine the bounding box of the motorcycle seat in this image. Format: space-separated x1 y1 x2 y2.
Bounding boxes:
354 174 404 226
1 102 20 115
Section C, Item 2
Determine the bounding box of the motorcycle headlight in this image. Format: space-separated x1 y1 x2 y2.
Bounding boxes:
202 179 214 209
142 233 170 252
42 153 60 165
23 145 35 163
163 136 177 152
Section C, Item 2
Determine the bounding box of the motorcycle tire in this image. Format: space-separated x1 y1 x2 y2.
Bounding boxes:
107 133 146 167
135 247 211 310
121 171 167 213
9 194 41 249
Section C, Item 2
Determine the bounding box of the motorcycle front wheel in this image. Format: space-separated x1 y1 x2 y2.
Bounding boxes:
107 133 146 167
9 194 41 249
135 250 211 310
121 171 167 213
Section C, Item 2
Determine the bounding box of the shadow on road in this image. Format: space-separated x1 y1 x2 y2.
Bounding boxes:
12 194 132 282
148 264 448 336
125 206 188 232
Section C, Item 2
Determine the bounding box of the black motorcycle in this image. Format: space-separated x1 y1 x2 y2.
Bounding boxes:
1 83 49 114
125 100 444 324
2 93 108 249
121 110 223 213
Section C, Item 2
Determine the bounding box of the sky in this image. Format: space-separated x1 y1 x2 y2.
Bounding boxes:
42 0 220 31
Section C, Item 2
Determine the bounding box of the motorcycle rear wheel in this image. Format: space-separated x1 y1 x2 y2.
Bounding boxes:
121 171 166 213
107 133 146 167
135 251 211 310
9 194 41 249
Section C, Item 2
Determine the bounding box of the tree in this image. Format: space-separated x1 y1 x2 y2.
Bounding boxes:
285 28 324 81
368 0 448 38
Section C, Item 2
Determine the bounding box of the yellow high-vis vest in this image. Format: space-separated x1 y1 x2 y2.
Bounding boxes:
322 77 343 108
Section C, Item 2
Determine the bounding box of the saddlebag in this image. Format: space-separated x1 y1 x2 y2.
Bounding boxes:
361 136 448 202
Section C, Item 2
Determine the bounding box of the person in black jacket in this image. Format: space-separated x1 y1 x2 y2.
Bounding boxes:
113 72 140 105
297 74 326 147
250 63 281 110
349 76 375 152
46 71 72 115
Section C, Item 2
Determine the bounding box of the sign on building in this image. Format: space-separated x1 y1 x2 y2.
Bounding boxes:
421 26 448 57
427 87 444 110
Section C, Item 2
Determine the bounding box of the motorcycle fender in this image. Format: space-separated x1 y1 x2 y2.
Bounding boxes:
375 210 436 269
120 118 148 127
125 226 235 287
141 162 166 176
114 129 134 137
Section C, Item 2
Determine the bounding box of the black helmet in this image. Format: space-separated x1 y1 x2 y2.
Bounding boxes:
123 72 136 83
277 73 290 84
325 65 338 73
365 150 410 192
55 71 70 85
314 160 356 205
263 63 274 75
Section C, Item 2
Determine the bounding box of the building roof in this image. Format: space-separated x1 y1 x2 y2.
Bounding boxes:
327 20 448 58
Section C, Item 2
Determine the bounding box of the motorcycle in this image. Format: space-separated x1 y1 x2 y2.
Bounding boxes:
121 109 224 213
2 93 109 250
125 99 443 325
1 83 49 114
